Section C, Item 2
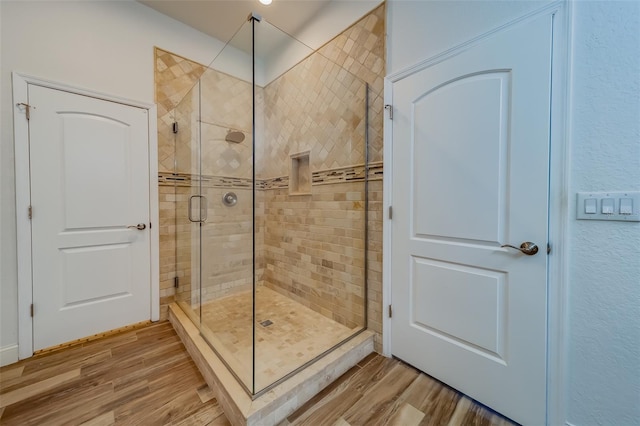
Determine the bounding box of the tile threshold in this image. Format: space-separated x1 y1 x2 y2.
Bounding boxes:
169 303 375 426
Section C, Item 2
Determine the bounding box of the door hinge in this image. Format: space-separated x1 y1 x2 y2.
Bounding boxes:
388 304 392 318
30 304 34 317
28 205 32 220
174 276 179 289
547 243 551 255
384 104 393 120
172 122 179 134
388 206 393 220
16 102 34 121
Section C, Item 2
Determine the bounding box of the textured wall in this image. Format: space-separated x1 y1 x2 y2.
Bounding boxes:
567 2 640 424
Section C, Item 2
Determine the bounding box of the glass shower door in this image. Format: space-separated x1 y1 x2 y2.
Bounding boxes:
192 20 256 393
173 81 203 329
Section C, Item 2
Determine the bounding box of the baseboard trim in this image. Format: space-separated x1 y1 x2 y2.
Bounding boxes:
33 320 153 356
0 344 19 367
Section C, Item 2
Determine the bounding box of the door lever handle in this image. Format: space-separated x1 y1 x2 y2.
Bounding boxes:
127 223 146 230
501 242 538 255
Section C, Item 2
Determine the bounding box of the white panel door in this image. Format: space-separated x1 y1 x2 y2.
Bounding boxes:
29 84 151 351
391 15 552 425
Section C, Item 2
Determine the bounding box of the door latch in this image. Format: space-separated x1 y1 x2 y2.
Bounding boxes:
16 102 35 120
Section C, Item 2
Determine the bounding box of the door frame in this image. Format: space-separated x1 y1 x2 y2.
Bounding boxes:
12 72 160 359
381 2 572 424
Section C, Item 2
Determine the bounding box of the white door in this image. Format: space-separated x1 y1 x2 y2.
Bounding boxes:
390 15 552 425
28 84 152 351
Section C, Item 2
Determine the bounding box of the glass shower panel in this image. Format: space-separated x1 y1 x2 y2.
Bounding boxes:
172 14 370 397
254 19 368 393
195 19 256 394
174 81 202 328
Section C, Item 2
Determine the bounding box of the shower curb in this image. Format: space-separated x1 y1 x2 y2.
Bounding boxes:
168 303 375 426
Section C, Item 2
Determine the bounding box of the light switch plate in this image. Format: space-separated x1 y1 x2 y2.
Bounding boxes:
576 192 640 221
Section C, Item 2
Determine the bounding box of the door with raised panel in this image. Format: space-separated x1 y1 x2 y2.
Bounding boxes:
28 84 151 351
390 14 552 425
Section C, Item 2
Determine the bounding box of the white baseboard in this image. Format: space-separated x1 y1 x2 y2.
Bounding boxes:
0 344 19 367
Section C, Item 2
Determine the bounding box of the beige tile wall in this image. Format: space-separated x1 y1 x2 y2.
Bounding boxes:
318 4 385 165
261 54 368 178
263 183 366 329
155 48 206 174
156 48 258 318
260 4 386 350
154 3 385 350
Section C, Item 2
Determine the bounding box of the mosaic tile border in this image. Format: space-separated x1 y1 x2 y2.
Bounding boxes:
313 162 383 186
159 173 254 189
158 162 383 189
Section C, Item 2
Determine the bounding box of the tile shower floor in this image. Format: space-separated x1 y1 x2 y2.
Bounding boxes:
180 286 359 392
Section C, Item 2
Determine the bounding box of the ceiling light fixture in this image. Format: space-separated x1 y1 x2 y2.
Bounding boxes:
259 0 272 5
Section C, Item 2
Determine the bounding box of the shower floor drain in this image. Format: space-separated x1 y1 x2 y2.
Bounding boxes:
260 320 273 327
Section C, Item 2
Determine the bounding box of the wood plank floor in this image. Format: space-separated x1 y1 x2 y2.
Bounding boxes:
0 321 516 426
281 353 517 426
0 322 229 425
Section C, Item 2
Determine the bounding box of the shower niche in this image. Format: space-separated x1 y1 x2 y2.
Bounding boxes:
169 11 371 412
289 151 310 195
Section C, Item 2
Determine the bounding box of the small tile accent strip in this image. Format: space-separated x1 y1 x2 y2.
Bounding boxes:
312 162 383 186
159 162 383 189
159 172 254 189
261 176 290 190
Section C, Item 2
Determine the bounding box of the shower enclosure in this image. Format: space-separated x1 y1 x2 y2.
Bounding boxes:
171 14 369 396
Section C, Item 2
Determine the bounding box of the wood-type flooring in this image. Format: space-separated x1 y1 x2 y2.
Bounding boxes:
0 321 516 426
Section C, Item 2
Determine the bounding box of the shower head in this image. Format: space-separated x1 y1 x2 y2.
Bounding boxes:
225 130 245 144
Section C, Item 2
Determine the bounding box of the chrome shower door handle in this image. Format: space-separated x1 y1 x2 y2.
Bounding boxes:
127 223 146 230
501 242 539 255
188 195 208 223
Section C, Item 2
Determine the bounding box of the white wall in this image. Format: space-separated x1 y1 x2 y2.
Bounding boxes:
387 1 640 425
387 0 549 75
0 0 227 366
567 1 640 425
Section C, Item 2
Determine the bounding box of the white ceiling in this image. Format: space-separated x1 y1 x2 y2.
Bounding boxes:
140 0 339 47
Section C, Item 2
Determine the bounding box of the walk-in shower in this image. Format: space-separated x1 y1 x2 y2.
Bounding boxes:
171 13 369 396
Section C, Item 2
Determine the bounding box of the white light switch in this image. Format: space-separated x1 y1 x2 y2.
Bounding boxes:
601 198 615 214
620 198 633 215
576 192 640 222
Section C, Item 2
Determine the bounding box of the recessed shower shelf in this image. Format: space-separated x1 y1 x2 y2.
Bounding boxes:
290 151 311 196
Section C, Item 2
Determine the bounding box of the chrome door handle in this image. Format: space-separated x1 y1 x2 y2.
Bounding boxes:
127 223 146 230
501 242 538 255
188 195 207 223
